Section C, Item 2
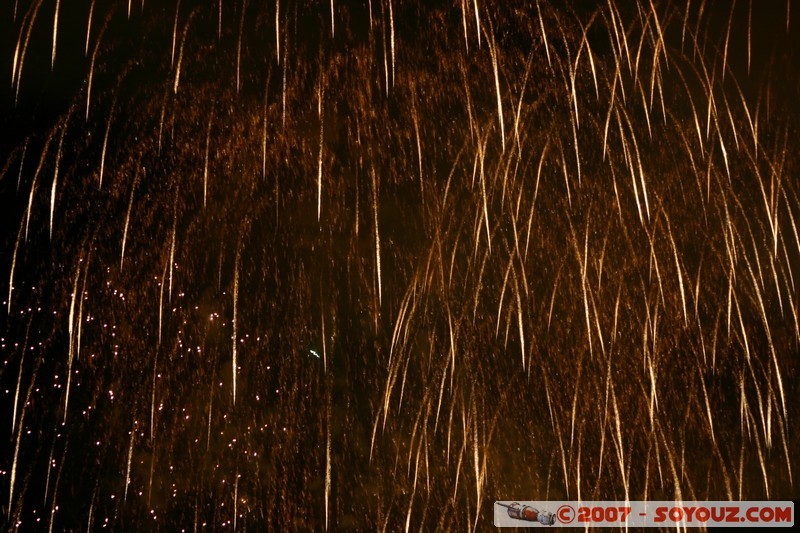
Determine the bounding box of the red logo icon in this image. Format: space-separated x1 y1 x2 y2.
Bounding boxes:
557 505 575 524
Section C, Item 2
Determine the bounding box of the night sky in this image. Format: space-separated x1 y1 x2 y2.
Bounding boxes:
1 1 799 530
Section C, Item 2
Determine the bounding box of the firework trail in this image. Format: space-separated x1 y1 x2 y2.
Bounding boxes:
0 0 798 530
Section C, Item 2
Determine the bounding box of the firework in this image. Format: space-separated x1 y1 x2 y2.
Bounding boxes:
1 1 798 530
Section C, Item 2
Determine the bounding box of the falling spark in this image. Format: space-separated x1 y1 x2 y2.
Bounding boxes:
233 474 239 531
478 132 492 252
206 385 213 451
151 349 158 441
14 141 27 192
174 10 198 94
382 13 389 95
513 271 525 369
372 168 382 306
232 246 240 406
325 399 331 531
318 80 324 222
411 95 424 197
51 0 60 68
171 0 182 68
8 222 23 315
747 0 752 75
236 0 246 92
11 14 22 84
461 0 469 51
667 221 688 327
169 208 176 303
13 0 45 104
488 28 505 152
326 0 335 38
147 441 157 507
85 14 109 120
9 360 39 518
26 133 54 241
43 437 56 509
11 319 31 435
85 0 94 55
536 0 551 67
49 124 66 240
262 74 270 179
120 173 137 270
204 110 214 207
63 266 80 423
124 425 135 502
575 13 600 99
76 256 89 363
473 0 481 47
86 486 97 531
389 0 395 86
281 29 287 126
157 87 169 153
722 1 736 81
98 93 117 189
158 255 167 346
275 0 280 62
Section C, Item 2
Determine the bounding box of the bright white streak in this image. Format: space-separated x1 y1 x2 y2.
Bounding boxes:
171 0 181 67
121 178 136 270
389 0 395 86
63 267 80 423
330 0 334 38
318 83 324 222
51 0 59 68
169 210 176 303
49 126 65 240
275 0 280 63
85 0 94 55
